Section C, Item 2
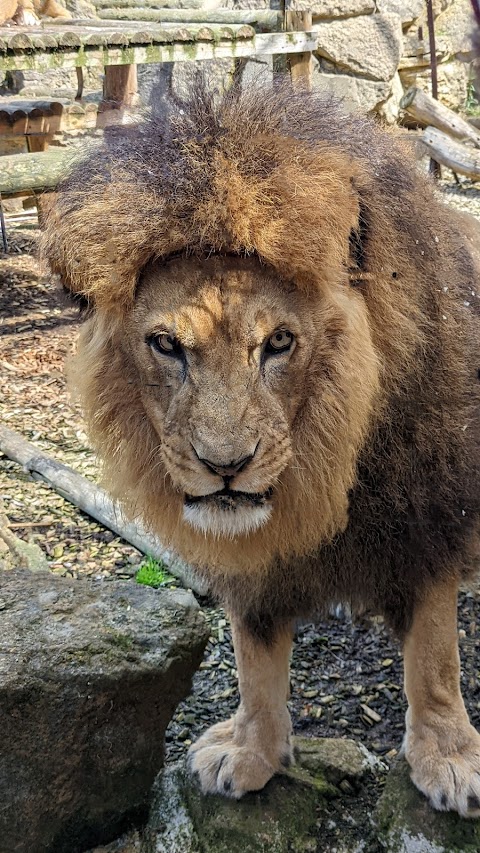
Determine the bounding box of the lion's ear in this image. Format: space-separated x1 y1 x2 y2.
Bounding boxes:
39 191 88 305
60 282 92 315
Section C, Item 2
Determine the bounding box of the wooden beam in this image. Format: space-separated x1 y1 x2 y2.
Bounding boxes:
286 10 312 90
93 0 221 7
0 30 319 73
0 149 75 194
96 7 281 28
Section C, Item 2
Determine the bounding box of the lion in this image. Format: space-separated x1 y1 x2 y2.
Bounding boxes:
0 0 70 25
41 81 480 818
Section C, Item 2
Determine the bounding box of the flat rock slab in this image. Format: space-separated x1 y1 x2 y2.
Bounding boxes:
142 737 386 853
377 759 480 852
314 12 403 81
0 569 209 853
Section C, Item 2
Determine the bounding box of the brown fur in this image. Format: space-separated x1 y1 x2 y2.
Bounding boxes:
42 82 480 637
41 79 480 813
189 618 293 797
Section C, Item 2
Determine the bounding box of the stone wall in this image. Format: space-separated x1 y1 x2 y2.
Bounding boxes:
141 0 476 124
296 0 474 119
398 0 476 111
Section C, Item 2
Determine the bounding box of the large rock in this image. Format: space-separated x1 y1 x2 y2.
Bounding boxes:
376 0 423 28
0 569 209 853
377 759 480 852
142 737 386 853
314 13 403 82
312 66 393 113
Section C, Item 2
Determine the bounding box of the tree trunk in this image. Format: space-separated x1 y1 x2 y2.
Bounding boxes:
422 127 480 180
401 86 480 148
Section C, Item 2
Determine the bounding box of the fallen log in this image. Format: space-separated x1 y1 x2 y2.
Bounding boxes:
93 0 222 7
401 86 480 148
0 424 206 594
97 6 281 27
0 149 78 195
422 127 480 180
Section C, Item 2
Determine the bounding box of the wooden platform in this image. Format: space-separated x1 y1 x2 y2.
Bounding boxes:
0 99 98 138
0 20 317 73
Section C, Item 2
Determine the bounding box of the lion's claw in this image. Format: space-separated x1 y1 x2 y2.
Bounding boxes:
406 721 480 818
188 740 276 798
188 714 292 798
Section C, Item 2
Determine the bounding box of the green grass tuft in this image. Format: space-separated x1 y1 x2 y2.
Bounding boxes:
135 556 174 588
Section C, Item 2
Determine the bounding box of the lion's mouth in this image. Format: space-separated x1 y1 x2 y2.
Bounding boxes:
183 487 274 537
184 487 273 511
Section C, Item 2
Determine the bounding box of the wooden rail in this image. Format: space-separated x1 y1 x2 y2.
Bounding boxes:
0 12 316 200
0 22 317 73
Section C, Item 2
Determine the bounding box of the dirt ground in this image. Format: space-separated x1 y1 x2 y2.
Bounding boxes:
1 192 480 851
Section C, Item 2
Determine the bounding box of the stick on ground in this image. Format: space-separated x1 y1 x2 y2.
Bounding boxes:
0 424 207 594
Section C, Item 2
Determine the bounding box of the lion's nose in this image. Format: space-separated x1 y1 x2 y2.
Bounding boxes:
193 449 256 479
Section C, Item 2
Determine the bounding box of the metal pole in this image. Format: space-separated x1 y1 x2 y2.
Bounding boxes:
0 193 8 254
426 0 441 178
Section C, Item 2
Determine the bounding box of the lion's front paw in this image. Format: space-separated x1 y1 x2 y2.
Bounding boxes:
406 719 480 817
188 713 292 798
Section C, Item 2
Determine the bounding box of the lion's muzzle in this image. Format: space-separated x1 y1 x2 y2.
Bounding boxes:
183 487 274 538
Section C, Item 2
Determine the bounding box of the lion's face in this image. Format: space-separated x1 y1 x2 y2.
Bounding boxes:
74 251 380 570
126 256 320 538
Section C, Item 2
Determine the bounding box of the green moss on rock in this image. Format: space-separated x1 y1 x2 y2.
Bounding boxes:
376 759 480 852
145 761 332 853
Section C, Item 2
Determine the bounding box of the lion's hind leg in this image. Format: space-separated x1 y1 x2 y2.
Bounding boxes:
403 575 480 817
188 618 293 798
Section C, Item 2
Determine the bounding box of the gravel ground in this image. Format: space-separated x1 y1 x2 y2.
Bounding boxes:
1 178 480 825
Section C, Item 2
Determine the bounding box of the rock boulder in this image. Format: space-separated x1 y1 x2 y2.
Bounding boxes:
142 737 386 853
377 759 480 852
315 12 403 82
0 569 209 853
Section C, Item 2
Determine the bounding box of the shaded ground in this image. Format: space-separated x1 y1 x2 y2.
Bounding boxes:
1 188 480 851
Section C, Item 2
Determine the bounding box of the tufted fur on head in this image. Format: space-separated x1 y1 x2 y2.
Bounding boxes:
42 80 480 638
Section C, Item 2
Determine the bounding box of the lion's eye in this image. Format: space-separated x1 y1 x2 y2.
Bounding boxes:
265 329 294 355
149 333 183 358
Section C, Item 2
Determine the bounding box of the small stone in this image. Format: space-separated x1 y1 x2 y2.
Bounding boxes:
360 704 382 723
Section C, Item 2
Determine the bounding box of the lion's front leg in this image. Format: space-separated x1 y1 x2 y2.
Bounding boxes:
403 576 480 817
188 617 293 798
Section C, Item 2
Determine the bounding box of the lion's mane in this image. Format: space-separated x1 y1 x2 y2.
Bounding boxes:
42 82 480 639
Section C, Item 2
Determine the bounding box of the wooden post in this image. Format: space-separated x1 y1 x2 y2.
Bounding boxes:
98 63 138 128
286 10 313 90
